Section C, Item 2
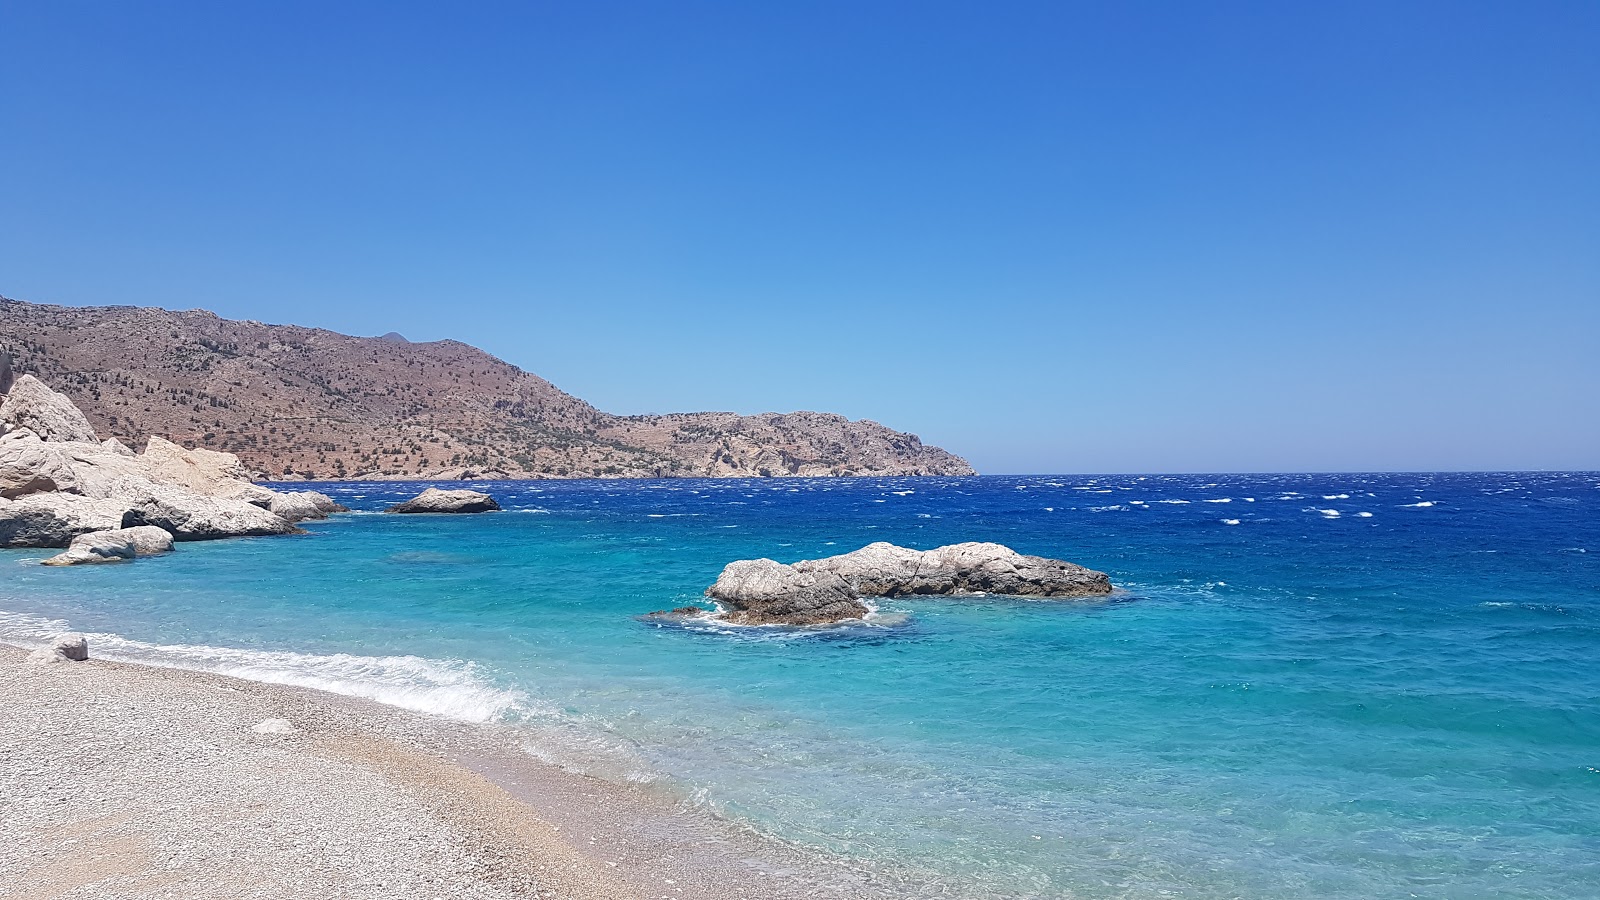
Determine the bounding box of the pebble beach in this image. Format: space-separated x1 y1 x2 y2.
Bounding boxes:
0 644 889 900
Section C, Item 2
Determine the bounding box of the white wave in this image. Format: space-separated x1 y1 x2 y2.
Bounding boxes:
1243 497 1256 502
1204 498 1232 503
1221 519 1241 526
1356 512 1374 518
1402 501 1436 508
1155 499 1191 505
1314 508 1341 518
0 610 522 724
891 490 915 496
1322 494 1350 500
1090 505 1125 512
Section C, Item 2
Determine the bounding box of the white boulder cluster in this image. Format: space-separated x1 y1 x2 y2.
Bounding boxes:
678 541 1115 626
0 374 346 563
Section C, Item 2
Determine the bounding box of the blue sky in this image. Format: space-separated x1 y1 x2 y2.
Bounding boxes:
2 1 1595 473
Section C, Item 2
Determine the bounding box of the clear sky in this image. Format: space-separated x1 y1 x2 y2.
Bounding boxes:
2 1 1596 473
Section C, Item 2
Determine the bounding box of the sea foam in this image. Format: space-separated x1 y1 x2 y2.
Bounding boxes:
0 610 522 723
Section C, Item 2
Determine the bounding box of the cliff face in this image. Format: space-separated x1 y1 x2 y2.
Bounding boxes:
0 297 975 480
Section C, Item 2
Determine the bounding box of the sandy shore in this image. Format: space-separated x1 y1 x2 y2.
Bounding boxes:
0 645 905 900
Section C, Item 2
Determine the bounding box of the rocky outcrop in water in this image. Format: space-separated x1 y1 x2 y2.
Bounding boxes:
686 542 1113 626
270 490 348 523
704 558 870 626
0 374 345 555
796 541 1113 598
121 488 302 541
385 488 500 514
42 525 175 565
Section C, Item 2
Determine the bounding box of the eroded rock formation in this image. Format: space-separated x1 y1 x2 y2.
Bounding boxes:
0 374 345 556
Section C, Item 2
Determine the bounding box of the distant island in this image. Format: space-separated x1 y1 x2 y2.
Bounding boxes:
0 296 974 481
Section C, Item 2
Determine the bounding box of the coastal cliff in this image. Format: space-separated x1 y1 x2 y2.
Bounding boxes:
0 296 975 481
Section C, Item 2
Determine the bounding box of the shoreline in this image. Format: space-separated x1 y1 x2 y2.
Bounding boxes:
0 643 907 899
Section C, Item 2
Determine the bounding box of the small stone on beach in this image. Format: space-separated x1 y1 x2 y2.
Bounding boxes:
252 717 298 734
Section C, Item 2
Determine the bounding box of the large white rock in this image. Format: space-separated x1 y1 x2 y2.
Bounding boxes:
796 541 1113 598
0 493 128 548
704 558 868 626
269 490 346 523
0 429 78 498
0 375 99 443
139 436 277 506
120 486 300 541
42 525 175 565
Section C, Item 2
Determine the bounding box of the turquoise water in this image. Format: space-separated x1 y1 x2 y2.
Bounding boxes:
3 473 1598 898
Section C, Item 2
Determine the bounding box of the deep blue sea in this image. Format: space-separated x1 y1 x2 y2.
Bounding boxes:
3 473 1598 898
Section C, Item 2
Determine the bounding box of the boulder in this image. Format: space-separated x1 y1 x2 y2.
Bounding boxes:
0 493 128 548
139 436 276 505
0 429 78 498
385 487 500 514
695 541 1113 625
704 558 868 626
0 375 98 443
41 525 175 566
269 490 347 523
28 632 89 664
797 541 1113 598
121 487 301 541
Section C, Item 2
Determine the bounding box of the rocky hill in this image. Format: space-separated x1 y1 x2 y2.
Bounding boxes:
0 296 975 480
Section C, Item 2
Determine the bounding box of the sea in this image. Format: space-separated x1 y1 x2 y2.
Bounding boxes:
3 473 1597 898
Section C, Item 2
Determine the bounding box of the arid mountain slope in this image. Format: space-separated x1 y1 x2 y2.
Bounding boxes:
0 297 975 480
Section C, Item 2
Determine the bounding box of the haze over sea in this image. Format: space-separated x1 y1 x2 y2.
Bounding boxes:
3 472 1597 898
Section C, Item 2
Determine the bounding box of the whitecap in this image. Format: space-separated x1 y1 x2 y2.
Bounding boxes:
1204 498 1232 503
1222 519 1241 526
1356 512 1374 518
1322 494 1350 500
0 610 521 723
1315 508 1341 518
1402 501 1436 508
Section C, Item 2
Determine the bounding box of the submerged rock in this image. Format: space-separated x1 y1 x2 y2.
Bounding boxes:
384 487 500 514
693 541 1112 626
42 525 175 566
704 559 869 626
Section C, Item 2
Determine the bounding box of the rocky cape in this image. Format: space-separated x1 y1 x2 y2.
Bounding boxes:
0 295 975 481
678 541 1115 626
0 374 346 557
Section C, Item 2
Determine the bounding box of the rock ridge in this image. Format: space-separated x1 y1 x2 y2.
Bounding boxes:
0 295 975 481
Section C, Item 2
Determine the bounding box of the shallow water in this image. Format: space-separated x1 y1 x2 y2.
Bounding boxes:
4 473 1598 898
